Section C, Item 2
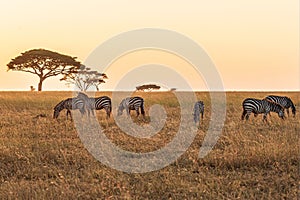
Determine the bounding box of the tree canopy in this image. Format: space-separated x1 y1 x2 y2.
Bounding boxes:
7 49 81 91
60 65 108 91
136 84 161 91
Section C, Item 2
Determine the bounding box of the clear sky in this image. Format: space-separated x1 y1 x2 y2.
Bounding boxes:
0 0 299 91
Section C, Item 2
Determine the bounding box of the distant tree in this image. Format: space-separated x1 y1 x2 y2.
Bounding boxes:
7 49 81 91
170 88 177 92
136 84 161 91
60 65 108 91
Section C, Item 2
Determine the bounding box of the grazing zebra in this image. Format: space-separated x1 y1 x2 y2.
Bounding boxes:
87 96 112 119
264 95 296 117
117 96 145 117
76 92 112 118
241 98 285 122
193 101 204 124
53 97 85 120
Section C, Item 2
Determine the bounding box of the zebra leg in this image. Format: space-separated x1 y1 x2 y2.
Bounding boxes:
194 115 200 128
263 113 268 122
67 110 73 121
86 109 90 118
201 112 204 119
245 114 250 120
126 108 130 116
140 102 145 117
286 108 289 117
105 108 111 119
80 108 85 117
135 108 140 117
245 111 251 121
109 106 112 118
90 109 95 117
66 110 71 120
141 106 145 117
241 109 247 120
194 115 200 124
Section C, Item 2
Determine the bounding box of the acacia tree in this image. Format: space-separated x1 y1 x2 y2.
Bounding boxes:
60 65 108 91
7 49 81 91
136 84 161 91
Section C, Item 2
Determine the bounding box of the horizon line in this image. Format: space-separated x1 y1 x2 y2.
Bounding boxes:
0 89 299 92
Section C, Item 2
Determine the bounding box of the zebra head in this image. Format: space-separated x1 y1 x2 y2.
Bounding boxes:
292 108 296 117
285 97 296 117
277 106 285 119
53 99 66 119
117 98 130 116
53 106 62 119
291 103 296 117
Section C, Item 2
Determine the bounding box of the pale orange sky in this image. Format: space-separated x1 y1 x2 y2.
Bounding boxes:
0 0 299 91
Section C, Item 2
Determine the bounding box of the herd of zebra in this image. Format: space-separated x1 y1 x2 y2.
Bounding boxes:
53 93 296 124
241 95 296 122
53 92 145 120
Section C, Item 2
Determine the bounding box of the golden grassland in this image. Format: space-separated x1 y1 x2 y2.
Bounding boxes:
0 91 299 199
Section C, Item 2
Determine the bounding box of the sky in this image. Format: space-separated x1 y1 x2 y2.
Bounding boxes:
0 0 299 91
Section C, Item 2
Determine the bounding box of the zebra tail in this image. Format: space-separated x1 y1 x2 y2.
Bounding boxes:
109 100 112 115
291 102 296 116
141 101 145 116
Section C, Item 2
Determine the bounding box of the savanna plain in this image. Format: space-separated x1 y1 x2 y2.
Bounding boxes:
0 91 299 199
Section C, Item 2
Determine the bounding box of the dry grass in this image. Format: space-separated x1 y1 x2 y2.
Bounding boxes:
0 91 299 199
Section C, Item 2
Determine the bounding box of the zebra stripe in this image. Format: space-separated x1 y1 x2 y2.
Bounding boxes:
265 95 296 117
193 101 204 124
117 96 145 117
53 97 85 120
241 98 285 122
87 96 112 118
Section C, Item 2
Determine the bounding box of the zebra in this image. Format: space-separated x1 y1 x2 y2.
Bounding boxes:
193 101 204 124
117 96 145 117
75 92 112 118
264 95 296 117
87 96 112 119
53 97 85 120
241 98 285 122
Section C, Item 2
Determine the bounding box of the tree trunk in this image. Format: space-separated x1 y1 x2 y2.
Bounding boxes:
38 78 43 91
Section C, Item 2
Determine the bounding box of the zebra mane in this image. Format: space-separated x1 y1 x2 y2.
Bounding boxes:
76 92 89 100
54 98 68 111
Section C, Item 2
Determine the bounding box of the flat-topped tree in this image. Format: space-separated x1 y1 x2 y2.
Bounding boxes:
7 49 81 91
60 65 108 91
136 84 161 91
